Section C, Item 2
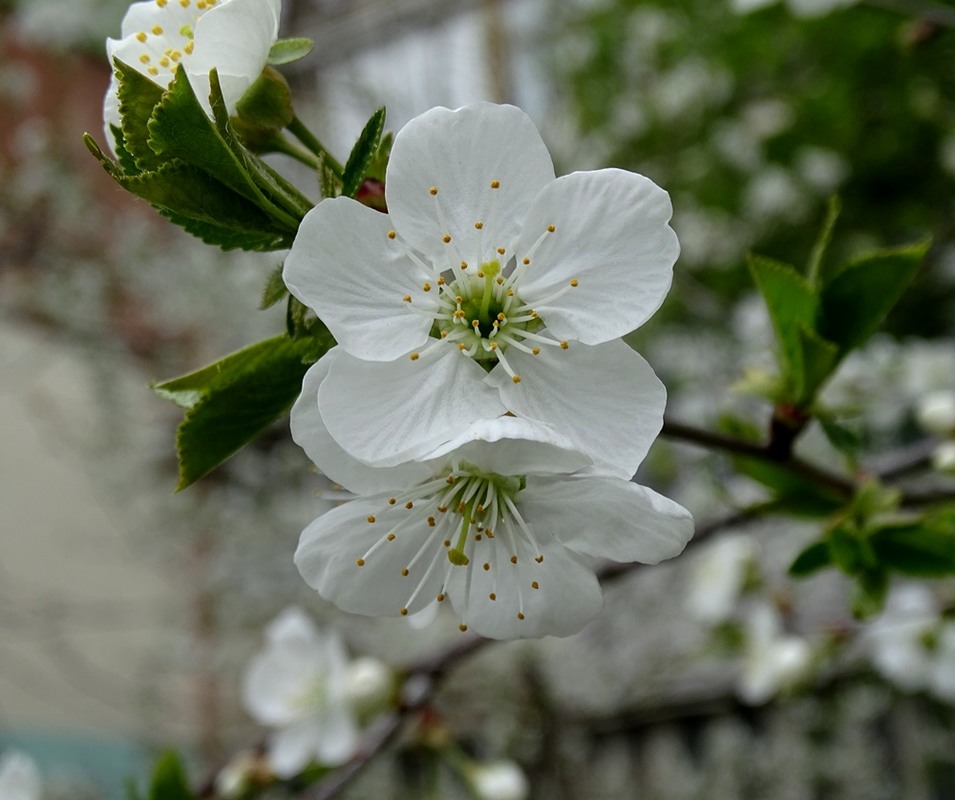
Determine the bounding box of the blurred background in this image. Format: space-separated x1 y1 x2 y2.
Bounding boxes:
1 0 954 797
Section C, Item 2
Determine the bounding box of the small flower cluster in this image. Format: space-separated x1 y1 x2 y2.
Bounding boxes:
285 102 694 639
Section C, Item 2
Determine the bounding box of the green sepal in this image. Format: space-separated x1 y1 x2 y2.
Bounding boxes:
319 153 342 199
367 130 393 183
342 106 386 199
146 751 196 800
817 239 930 358
234 65 295 133
268 37 315 65
113 59 165 173
261 263 290 309
788 540 832 577
154 329 334 490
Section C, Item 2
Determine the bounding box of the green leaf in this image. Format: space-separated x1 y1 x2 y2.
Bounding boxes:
84 135 293 251
342 107 386 199
817 239 930 357
154 330 334 489
806 195 842 288
367 130 393 183
870 523 955 577
747 254 818 398
794 324 839 403
852 568 889 618
113 59 165 173
732 457 846 516
817 414 863 463
148 752 195 800
828 524 867 574
789 540 832 577
319 153 342 199
260 264 289 309
268 37 315 65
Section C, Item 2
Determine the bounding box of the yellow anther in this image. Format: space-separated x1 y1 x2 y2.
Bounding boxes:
388 229 396 239
429 186 438 195
507 289 514 297
409 352 420 361
139 54 151 63
496 276 504 285
460 261 468 270
510 555 518 564
403 295 412 303
472 320 480 328
400 608 408 616
422 283 431 292
184 41 194 54
401 568 409 576
455 295 464 304
535 555 544 563
532 347 541 355
458 343 467 351
356 558 365 566
474 221 484 230
151 25 163 35
388 497 396 505
169 50 181 62
443 539 451 547
366 515 376 523
497 312 506 321
490 180 500 188
159 57 170 67
531 581 540 590
180 0 190 8
560 341 569 350
405 501 414 509
477 271 485 279
136 31 147 42
459 623 468 632
475 534 483 541
427 516 436 527
517 612 525 621
437 276 446 285
522 257 530 265
489 592 497 601
387 533 396 541
512 375 521 384
156 0 167 6
443 234 452 244
547 224 556 233
570 278 579 287
488 342 498 350
440 330 448 338
483 563 491 571
437 505 448 513
147 66 159 75
485 530 494 538
437 593 445 602
530 310 539 318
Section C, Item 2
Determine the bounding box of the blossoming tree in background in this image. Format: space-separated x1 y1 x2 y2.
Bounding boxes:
48 0 955 795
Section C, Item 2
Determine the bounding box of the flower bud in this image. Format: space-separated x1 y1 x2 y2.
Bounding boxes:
344 657 393 717
931 440 955 474
916 390 955 437
470 760 530 800
233 66 295 150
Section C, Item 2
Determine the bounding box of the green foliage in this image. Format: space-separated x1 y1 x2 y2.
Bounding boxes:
154 329 333 489
268 37 315 65
125 752 196 800
86 62 311 251
342 107 387 199
261 264 290 309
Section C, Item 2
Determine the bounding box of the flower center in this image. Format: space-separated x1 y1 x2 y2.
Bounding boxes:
128 0 218 81
356 462 546 630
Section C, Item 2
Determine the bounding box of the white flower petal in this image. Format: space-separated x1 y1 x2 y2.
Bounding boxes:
242 643 324 727
422 416 591 475
268 720 323 778
0 751 41 800
283 199 433 361
449 535 602 639
386 103 555 267
264 606 319 646
519 476 693 564
311 704 361 765
296 497 446 618
514 169 679 344
319 348 506 467
291 351 432 494
490 338 666 478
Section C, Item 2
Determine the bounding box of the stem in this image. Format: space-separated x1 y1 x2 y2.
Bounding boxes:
268 134 321 169
288 116 344 177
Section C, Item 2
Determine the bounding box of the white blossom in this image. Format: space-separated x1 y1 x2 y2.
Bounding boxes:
470 759 530 800
241 606 361 778
916 389 955 437
737 603 812 704
103 0 282 151
284 102 679 478
0 751 41 800
684 534 758 624
291 371 693 640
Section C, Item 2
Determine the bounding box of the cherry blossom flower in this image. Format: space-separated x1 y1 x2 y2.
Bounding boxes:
0 750 41 800
241 606 363 778
291 359 693 640
684 533 758 624
284 102 678 478
737 603 812 704
103 0 282 150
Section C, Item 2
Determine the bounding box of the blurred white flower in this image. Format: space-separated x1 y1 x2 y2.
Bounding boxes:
685 534 758 624
795 146 849 194
470 759 530 800
103 0 282 152
0 750 41 800
344 657 393 717
731 0 856 17
214 750 268 799
738 603 812 704
242 607 361 778
916 390 955 437
931 440 955 473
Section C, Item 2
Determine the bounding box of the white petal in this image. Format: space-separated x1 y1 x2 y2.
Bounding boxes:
295 497 446 618
291 351 432 494
119 1 192 37
242 646 323 727
386 103 555 268
421 416 591 475
264 606 320 646
319 348 506 467
519 476 694 564
268 720 322 778
514 169 679 344
449 535 602 640
311 703 361 765
490 338 666 478
284 198 433 361
188 0 281 113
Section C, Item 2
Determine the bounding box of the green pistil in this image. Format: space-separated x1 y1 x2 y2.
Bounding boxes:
478 258 500 321
448 503 472 566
